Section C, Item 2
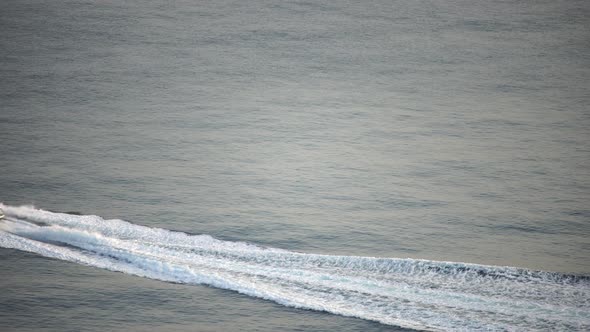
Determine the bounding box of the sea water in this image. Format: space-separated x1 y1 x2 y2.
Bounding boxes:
1 0 589 331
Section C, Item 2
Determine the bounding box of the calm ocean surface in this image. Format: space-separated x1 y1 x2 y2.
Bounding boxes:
1 0 589 330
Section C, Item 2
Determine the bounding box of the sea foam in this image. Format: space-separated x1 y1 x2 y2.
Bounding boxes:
0 204 588 331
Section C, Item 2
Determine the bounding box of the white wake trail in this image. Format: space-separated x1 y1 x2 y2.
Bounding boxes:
1 204 588 331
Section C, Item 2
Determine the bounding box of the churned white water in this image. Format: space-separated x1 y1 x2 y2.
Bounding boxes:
1 205 588 331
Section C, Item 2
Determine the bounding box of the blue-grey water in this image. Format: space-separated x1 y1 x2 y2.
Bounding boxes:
1 0 589 331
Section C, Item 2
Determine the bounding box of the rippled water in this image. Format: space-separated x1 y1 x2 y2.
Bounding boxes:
1 0 589 331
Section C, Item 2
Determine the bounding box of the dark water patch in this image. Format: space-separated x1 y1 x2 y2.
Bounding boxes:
565 210 590 218
476 221 560 236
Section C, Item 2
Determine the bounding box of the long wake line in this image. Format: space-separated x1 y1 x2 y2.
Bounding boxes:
0 204 588 331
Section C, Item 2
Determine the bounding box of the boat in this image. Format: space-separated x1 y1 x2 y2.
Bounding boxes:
0 209 4 219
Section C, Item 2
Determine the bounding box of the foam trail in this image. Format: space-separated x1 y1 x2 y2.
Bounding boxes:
0 205 588 331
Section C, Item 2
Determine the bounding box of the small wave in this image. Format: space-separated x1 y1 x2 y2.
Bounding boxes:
0 204 588 331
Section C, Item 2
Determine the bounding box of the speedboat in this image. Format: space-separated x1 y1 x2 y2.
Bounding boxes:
0 209 4 219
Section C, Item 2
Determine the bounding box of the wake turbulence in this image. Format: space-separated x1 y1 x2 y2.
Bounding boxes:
0 205 588 331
